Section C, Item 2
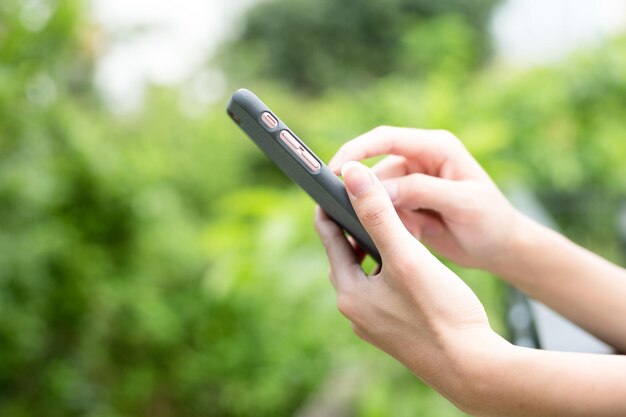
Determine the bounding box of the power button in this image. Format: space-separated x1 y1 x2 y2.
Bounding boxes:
260 112 278 129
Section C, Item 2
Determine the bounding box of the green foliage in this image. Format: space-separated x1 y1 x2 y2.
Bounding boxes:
223 0 501 93
1 0 626 416
1 2 339 416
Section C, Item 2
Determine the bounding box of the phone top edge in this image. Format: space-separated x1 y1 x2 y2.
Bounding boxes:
228 88 324 175
229 88 269 115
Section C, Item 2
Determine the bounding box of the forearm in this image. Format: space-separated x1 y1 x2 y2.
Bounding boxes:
492 215 626 351
460 340 626 417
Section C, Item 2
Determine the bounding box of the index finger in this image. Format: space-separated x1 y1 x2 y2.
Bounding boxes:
314 206 364 291
328 126 469 176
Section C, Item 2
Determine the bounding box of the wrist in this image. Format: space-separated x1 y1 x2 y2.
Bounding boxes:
486 212 547 282
443 329 516 416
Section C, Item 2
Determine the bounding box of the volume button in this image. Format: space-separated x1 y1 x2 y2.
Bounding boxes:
300 149 321 172
279 130 302 151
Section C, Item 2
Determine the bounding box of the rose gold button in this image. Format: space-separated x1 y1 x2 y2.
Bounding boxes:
279 130 301 152
260 112 278 129
300 149 321 171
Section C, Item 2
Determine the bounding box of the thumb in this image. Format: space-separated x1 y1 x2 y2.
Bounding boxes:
342 161 418 262
382 173 466 216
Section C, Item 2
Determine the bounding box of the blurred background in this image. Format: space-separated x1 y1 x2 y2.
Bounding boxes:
1 0 626 416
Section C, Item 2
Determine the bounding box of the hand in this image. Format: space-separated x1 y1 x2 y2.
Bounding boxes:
314 161 508 407
315 160 626 417
328 126 526 272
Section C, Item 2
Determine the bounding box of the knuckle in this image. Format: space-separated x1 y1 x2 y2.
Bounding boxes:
320 227 342 248
359 203 387 228
404 173 428 200
373 125 397 146
372 125 392 135
435 129 461 146
336 293 356 318
320 231 335 248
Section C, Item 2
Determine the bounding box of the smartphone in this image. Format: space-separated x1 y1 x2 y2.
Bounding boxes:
227 88 381 264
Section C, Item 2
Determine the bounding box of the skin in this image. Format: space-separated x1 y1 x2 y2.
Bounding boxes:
314 126 626 416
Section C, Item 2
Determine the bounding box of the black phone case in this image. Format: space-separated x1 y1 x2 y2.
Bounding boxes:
227 88 381 263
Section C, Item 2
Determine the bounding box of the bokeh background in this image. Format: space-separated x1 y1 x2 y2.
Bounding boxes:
2 0 626 416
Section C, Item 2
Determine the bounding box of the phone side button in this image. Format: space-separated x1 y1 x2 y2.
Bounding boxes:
279 130 302 151
261 112 278 129
300 149 321 172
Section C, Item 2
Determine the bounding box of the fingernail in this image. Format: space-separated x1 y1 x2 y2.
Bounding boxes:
382 180 398 202
342 161 375 198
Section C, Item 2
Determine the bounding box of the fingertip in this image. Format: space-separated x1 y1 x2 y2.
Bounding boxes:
313 205 326 236
327 160 342 175
314 204 323 218
340 160 360 176
328 149 346 173
342 161 377 199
